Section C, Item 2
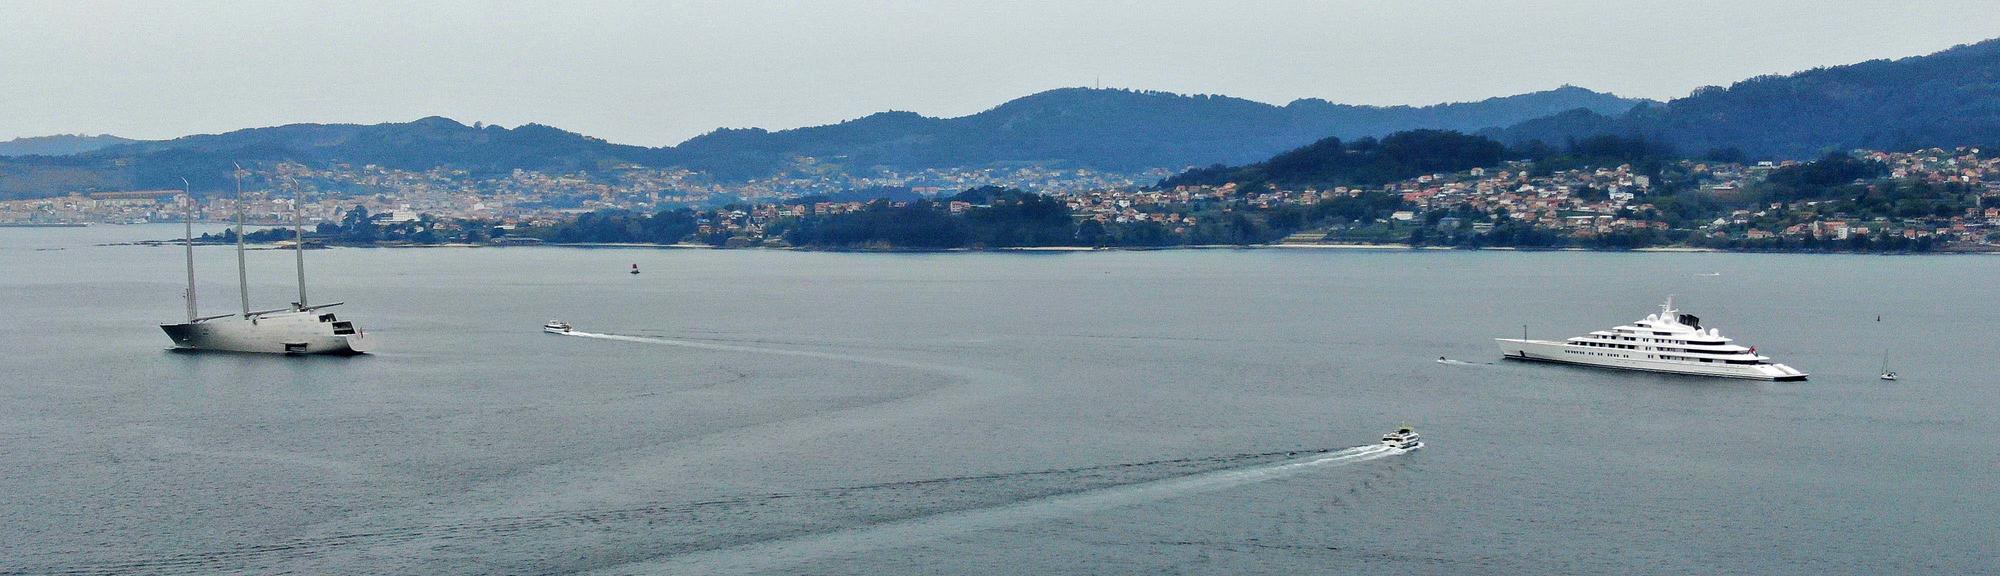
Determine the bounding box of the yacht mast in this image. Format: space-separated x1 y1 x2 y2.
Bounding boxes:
234 166 250 316
1878 314 1891 373
291 178 308 308
181 178 198 322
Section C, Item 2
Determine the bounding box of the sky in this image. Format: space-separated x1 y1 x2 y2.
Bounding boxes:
2 0 1996 146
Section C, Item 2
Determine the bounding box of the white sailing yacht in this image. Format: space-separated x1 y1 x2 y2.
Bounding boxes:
159 174 370 355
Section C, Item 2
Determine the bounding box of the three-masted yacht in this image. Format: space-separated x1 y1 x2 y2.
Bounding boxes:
159 174 369 355
1495 298 1804 381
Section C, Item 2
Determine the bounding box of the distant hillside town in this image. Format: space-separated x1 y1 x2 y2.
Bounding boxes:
0 160 1165 226
11 144 1995 252
8 36 2000 252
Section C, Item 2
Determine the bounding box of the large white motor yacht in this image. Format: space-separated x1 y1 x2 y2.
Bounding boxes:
1495 298 1806 381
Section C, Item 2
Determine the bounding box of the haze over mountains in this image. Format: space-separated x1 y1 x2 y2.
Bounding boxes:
0 86 1642 197
0 134 133 157
3 37 1999 199
664 85 1644 178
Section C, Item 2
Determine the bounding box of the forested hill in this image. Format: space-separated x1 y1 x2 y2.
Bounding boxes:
93 116 670 178
1490 38 2000 158
1157 130 1508 190
0 134 134 157
0 118 670 197
664 86 1644 178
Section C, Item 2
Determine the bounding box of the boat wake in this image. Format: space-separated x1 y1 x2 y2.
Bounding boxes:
592 443 1410 575
562 329 988 375
15 328 1417 575
559 329 1416 574
10 445 1411 575
554 328 1029 439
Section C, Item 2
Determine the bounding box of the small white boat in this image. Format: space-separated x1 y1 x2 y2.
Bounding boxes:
1880 371 1898 381
1382 427 1422 450
543 320 573 334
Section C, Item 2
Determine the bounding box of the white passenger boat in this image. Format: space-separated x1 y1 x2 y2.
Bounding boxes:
1382 427 1422 450
1495 298 1806 381
544 321 573 334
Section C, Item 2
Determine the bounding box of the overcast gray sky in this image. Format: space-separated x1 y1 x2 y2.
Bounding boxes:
2 0 1995 146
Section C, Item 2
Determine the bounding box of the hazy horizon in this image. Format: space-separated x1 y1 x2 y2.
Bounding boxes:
5 0 1997 146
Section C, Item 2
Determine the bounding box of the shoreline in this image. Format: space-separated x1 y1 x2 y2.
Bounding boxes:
102 238 1998 255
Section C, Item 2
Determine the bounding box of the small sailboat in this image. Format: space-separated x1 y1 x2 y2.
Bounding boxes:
630 263 641 275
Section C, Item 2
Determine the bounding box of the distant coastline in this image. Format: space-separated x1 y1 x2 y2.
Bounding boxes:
104 237 2000 255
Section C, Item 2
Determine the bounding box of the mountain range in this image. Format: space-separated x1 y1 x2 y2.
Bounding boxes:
3 37 1999 199
0 119 669 196
0 134 134 157
0 86 1641 198
662 86 1645 178
1490 38 2000 157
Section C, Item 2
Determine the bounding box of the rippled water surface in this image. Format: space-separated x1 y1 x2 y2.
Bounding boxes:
2 225 1996 574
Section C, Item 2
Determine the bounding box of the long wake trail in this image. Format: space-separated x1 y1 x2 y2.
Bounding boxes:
564 330 967 374
560 328 1024 432
7 448 1388 575
590 444 1410 575
12 332 1408 575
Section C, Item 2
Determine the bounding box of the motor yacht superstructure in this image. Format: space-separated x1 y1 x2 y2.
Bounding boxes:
1495 298 1805 381
1382 427 1422 450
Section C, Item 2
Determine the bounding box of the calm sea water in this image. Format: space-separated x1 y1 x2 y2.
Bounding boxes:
2 224 1996 575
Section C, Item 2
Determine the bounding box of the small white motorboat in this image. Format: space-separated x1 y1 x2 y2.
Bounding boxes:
1382 427 1422 450
543 320 573 334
